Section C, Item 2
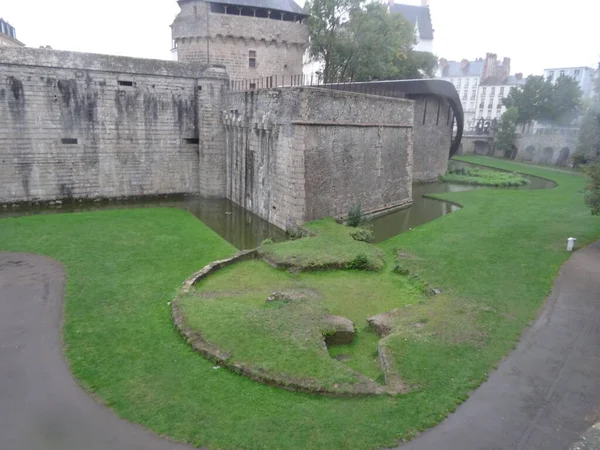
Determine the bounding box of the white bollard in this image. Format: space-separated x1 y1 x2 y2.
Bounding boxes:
567 237 576 252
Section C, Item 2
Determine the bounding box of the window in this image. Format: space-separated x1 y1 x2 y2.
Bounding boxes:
465 79 470 88
500 87 505 96
249 82 256 89
462 94 467 101
479 102 484 108
456 79 462 88
482 87 487 96
491 87 495 96
118 80 135 87
479 109 484 116
471 88 477 99
249 50 256 68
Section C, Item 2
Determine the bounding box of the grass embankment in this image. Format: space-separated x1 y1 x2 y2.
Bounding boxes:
441 163 529 186
258 218 384 270
0 156 599 449
180 222 425 390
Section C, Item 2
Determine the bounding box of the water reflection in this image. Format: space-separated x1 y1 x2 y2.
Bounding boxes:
1 162 555 249
369 182 469 243
369 162 556 243
0 195 287 250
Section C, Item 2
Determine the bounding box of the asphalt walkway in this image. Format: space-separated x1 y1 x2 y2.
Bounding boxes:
398 241 600 450
2 243 600 450
0 253 192 450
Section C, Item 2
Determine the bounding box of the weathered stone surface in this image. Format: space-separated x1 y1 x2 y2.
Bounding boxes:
266 290 316 303
322 314 355 346
571 423 600 450
225 88 414 230
367 311 397 336
173 1 308 81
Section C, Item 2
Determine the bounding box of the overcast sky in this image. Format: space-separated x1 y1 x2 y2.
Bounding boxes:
2 0 598 76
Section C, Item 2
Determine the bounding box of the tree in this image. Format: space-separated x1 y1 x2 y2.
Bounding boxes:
494 107 519 157
503 76 553 130
547 75 583 125
307 0 362 83
503 75 582 130
575 68 600 164
584 162 600 215
307 0 434 83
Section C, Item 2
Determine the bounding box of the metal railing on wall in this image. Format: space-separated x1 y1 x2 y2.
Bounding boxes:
228 74 406 99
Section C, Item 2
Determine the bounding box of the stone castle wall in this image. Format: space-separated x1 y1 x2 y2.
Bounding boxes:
224 88 414 230
0 47 208 203
411 96 453 182
172 0 308 81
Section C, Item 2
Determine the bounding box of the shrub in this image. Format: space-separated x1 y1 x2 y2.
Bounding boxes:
346 204 364 227
345 253 369 271
350 227 373 243
392 263 409 275
261 238 274 246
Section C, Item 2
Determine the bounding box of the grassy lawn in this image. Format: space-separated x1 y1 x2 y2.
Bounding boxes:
0 155 599 449
180 257 426 389
442 162 530 186
258 218 384 271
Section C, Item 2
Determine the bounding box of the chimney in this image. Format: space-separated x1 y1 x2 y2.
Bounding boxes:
502 57 511 78
421 0 429 6
483 52 498 80
515 73 523 80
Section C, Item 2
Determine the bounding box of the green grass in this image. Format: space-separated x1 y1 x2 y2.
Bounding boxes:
182 259 425 386
442 165 529 186
0 156 598 449
258 218 384 271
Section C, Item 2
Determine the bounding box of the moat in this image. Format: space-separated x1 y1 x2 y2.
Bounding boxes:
1 162 555 249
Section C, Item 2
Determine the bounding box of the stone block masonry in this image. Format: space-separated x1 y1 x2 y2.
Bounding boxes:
224 88 414 230
0 47 210 203
411 95 453 182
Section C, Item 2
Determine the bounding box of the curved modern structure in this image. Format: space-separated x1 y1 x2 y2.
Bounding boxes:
327 79 464 160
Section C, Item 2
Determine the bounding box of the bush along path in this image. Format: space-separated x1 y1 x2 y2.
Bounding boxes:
0 156 598 449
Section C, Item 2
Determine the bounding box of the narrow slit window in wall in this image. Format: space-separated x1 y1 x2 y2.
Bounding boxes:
61 138 78 145
118 80 135 87
183 138 200 144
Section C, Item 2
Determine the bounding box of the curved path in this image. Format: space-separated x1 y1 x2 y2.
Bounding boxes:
0 253 193 450
398 240 600 450
2 243 600 450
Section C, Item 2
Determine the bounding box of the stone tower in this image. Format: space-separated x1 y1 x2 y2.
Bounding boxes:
171 0 309 81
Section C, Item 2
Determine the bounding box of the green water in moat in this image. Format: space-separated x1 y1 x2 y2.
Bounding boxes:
1 162 555 249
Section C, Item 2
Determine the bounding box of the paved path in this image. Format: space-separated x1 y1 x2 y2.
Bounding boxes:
399 241 600 450
2 243 600 450
0 253 193 450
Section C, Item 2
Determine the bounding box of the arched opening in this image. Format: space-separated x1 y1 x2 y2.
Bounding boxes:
504 144 518 160
557 147 570 166
542 147 554 164
474 140 491 155
523 145 535 162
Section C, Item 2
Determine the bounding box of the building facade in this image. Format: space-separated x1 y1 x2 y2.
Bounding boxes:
171 0 309 81
0 19 24 47
543 66 596 100
437 53 524 129
388 1 433 53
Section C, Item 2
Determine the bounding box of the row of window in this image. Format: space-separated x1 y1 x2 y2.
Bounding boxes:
547 69 581 81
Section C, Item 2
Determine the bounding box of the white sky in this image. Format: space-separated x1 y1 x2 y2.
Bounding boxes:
1 0 598 76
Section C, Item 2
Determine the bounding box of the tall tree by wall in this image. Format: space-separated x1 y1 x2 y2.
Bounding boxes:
576 67 600 164
503 76 553 130
307 0 432 83
494 107 519 157
503 75 581 130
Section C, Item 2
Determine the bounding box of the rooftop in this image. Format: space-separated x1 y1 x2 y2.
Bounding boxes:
190 0 307 15
439 60 484 78
389 3 433 40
